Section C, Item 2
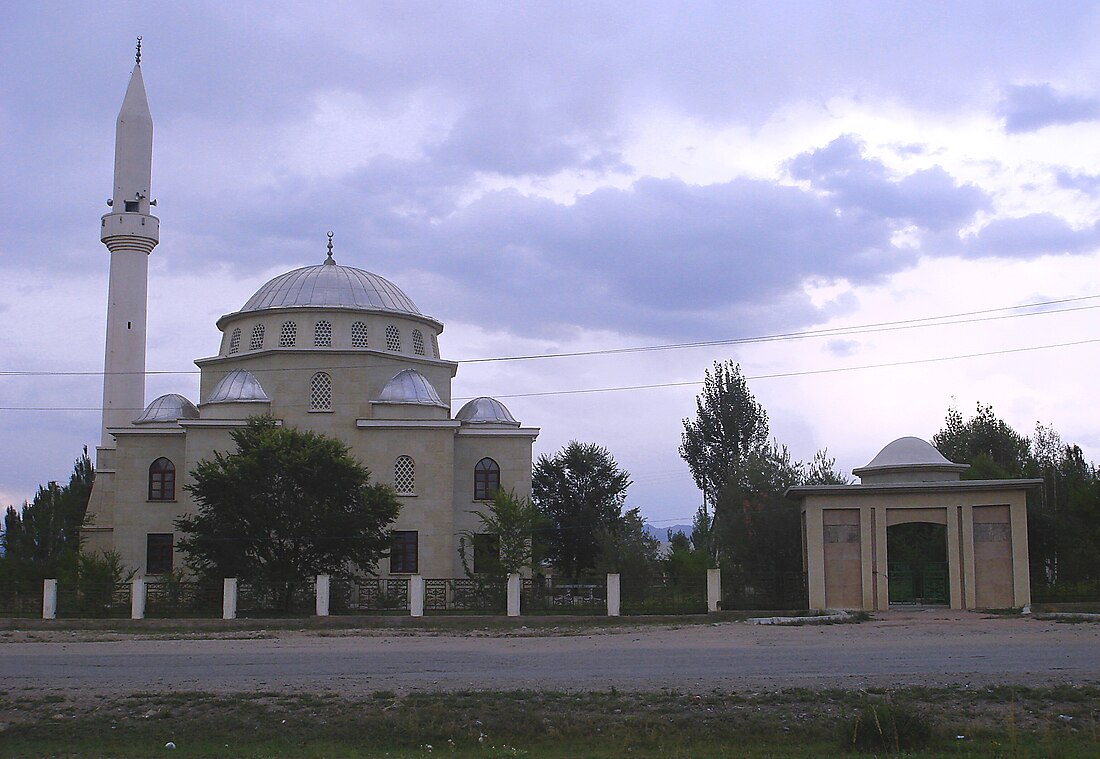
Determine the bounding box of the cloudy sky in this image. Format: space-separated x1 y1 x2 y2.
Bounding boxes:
4 2 1100 528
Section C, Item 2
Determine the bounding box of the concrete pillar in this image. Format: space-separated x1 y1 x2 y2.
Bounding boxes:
42 579 57 620
131 577 146 620
961 505 976 610
409 575 425 617
873 506 889 610
223 578 237 620
607 573 621 617
804 504 826 610
859 505 875 610
507 573 522 617
316 574 330 617
1010 495 1032 608
946 505 964 610
706 568 721 612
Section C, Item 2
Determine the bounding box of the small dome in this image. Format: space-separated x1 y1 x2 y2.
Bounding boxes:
853 436 969 484
134 393 199 424
238 263 421 316
375 369 446 407
456 397 520 426
206 369 271 404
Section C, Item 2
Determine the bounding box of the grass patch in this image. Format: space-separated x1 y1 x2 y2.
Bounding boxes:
2 685 1099 757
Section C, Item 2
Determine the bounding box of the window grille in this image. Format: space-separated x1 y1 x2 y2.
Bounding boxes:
314 319 332 347
279 321 297 347
385 325 401 352
394 455 415 494
351 321 369 348
412 329 425 355
228 328 241 354
147 533 174 574
249 324 265 351
389 531 418 573
431 333 439 358
474 458 501 500
310 372 333 411
149 458 175 501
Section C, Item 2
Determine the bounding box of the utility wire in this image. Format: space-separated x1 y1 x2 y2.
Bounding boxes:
3 336 1098 412
2 294 1098 378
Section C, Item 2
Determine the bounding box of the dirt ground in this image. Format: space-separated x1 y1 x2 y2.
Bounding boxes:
1 609 1098 700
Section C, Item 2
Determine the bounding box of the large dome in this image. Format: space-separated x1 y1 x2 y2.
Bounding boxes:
238 260 422 317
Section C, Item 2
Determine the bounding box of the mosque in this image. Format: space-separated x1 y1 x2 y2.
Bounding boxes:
83 49 539 579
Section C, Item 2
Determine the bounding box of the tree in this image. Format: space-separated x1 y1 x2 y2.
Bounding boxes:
593 507 661 583
459 489 547 577
932 402 1032 478
532 441 631 579
1 447 95 584
680 361 770 504
177 416 400 583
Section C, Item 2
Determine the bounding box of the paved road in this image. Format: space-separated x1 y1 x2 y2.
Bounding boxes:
3 611 1099 696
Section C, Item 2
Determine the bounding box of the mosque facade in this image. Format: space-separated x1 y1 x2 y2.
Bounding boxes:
83 52 538 579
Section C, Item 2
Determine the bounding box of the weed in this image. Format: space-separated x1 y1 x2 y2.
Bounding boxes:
840 701 934 753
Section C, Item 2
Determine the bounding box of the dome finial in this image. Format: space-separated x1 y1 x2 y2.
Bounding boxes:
135 36 142 65
325 231 336 265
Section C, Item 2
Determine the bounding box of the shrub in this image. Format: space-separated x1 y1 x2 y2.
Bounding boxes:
840 701 934 753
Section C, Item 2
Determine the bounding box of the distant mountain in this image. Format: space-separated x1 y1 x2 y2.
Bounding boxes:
643 523 693 541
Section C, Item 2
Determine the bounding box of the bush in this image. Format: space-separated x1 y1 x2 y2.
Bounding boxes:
840 702 934 753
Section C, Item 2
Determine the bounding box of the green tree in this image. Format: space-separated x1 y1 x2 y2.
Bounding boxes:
932 402 1032 478
1 447 95 584
177 416 400 583
679 361 770 504
459 489 547 577
532 441 631 579
593 507 661 590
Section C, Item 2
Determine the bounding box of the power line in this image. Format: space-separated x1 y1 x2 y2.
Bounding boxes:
3 336 1098 412
2 293 1098 378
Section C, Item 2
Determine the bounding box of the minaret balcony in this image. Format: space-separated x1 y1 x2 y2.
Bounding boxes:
101 212 160 249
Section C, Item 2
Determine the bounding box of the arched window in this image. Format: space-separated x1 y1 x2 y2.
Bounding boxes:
385 324 401 352
314 319 332 347
149 458 175 501
249 324 265 351
412 329 425 356
431 333 440 358
474 457 500 500
279 321 297 347
310 372 332 411
228 328 241 355
394 455 415 494
351 321 369 348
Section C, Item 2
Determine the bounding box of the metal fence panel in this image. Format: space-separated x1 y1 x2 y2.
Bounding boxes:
330 577 409 614
424 578 506 614
237 579 316 617
0 583 44 618
56 582 131 619
621 576 707 615
721 571 808 611
145 580 224 618
522 576 606 615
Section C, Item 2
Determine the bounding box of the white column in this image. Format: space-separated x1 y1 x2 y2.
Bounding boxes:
607 573 621 617
223 578 238 620
706 568 721 612
315 575 330 617
42 579 57 620
409 575 425 617
131 577 146 620
507 573 522 617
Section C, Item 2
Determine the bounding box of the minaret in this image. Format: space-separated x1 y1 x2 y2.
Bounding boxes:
99 38 159 446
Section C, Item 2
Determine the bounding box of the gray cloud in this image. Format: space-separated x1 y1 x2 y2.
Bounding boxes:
998 84 1100 134
788 136 990 231
966 213 1100 258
